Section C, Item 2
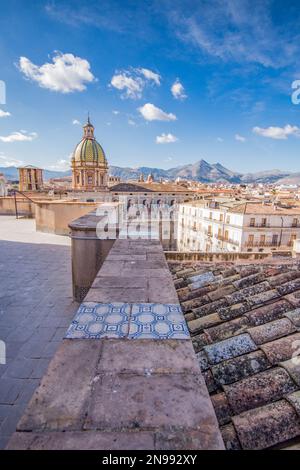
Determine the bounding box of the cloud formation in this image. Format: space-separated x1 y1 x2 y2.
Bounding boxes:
235 133 246 142
156 133 178 144
18 52 95 93
110 68 160 99
0 131 38 143
138 103 177 121
0 153 24 167
171 79 187 100
253 124 300 140
0 109 11 118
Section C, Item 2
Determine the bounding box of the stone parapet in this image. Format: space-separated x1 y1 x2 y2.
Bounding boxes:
6 239 224 450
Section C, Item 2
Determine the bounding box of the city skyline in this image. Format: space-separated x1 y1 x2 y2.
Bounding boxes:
0 0 300 174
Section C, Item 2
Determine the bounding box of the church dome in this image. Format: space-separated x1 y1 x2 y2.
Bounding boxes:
73 118 108 167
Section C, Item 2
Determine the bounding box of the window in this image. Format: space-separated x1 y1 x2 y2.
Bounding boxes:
219 213 223 222
250 218 255 227
87 176 93 185
224 230 229 241
208 225 212 235
248 234 254 246
218 228 222 238
259 234 266 246
272 234 279 246
226 215 230 224
261 218 267 227
209 212 213 220
292 218 298 227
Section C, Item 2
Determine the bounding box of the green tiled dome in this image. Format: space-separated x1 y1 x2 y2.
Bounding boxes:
74 138 107 165
73 118 108 166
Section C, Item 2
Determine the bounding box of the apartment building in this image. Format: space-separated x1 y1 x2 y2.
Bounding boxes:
177 198 300 252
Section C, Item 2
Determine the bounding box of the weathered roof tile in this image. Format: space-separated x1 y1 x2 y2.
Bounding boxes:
280 358 300 387
188 313 222 335
233 272 265 289
223 367 297 415
211 392 232 425
285 290 300 307
245 299 291 326
193 298 228 318
260 332 300 365
187 271 215 287
284 308 300 327
204 333 257 365
268 271 300 287
232 400 300 450
218 302 250 321
225 281 270 305
211 350 270 386
247 318 296 345
277 278 300 296
205 316 250 343
208 285 236 302
246 289 280 307
196 350 209 372
192 332 211 353
202 369 219 393
220 424 241 450
286 391 300 417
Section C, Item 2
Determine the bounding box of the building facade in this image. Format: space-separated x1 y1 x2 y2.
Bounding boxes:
71 118 109 191
178 198 300 252
18 165 43 191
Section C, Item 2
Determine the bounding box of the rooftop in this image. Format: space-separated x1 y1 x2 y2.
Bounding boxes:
169 259 300 450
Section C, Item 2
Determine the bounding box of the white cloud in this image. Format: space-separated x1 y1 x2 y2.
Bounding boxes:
156 133 178 144
18 52 95 93
217 137 224 142
138 68 161 85
0 109 11 118
0 131 38 143
47 156 71 171
235 133 246 142
0 153 24 167
112 110 120 115
253 124 300 140
138 103 177 121
72 119 81 125
128 119 136 126
171 79 187 100
111 72 143 99
110 67 160 99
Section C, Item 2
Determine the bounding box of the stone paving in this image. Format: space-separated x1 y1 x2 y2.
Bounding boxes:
0 216 79 449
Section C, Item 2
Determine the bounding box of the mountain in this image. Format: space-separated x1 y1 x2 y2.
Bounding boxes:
1 160 300 184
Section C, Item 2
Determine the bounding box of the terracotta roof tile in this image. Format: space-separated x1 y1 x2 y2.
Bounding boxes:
280 358 300 387
205 316 250 343
211 392 232 425
211 350 270 386
223 367 297 415
277 278 300 296
204 333 257 365
225 281 270 305
286 391 300 417
220 424 242 450
188 313 222 335
247 318 296 345
232 400 300 450
260 332 300 365
284 308 300 327
245 299 291 326
170 260 300 450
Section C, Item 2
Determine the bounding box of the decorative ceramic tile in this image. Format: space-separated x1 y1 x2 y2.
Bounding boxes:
65 302 131 339
128 303 190 340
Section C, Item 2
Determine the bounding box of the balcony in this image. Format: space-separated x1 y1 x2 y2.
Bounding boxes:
245 241 279 248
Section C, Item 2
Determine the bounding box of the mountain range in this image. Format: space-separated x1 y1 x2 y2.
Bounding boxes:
0 159 298 185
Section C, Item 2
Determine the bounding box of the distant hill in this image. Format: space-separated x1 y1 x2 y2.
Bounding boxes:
1 160 299 184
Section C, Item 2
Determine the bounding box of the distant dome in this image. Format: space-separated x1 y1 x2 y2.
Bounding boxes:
73 117 108 167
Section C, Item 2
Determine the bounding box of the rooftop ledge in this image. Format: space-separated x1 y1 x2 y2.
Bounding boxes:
6 238 224 450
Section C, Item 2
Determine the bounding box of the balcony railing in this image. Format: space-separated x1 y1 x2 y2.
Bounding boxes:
245 241 280 247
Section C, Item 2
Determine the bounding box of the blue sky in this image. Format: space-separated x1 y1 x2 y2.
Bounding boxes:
0 0 300 173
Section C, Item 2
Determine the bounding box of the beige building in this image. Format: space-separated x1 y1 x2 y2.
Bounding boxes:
18 165 43 192
71 118 109 191
178 198 300 253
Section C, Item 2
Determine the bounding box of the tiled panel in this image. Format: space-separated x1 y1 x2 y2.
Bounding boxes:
128 303 190 340
65 302 130 339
